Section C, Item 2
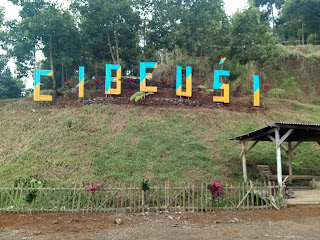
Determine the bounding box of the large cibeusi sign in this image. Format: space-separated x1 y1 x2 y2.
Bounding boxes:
34 61 261 106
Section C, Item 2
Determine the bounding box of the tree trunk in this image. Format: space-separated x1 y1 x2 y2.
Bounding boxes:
302 19 305 45
33 45 36 80
94 60 98 78
247 61 251 93
107 31 116 64
271 4 275 32
173 48 177 84
199 47 203 84
160 49 164 64
61 65 64 86
49 35 57 100
116 31 120 65
165 48 168 64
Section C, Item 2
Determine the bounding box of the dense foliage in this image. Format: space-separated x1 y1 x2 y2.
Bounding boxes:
0 0 319 99
0 6 25 99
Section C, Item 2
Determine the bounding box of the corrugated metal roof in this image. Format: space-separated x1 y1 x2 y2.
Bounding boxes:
230 122 320 141
269 122 320 127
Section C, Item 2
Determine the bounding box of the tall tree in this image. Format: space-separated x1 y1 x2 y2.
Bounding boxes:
230 4 277 66
71 0 141 77
8 0 81 98
179 0 230 60
0 6 25 99
253 0 285 29
230 3 277 91
278 0 320 45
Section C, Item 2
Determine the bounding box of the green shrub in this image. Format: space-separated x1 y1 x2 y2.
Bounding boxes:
267 89 286 98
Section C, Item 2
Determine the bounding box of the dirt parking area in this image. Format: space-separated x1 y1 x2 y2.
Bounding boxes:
1 204 320 240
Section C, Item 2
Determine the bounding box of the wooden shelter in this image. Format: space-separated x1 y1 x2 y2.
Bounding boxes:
231 123 320 185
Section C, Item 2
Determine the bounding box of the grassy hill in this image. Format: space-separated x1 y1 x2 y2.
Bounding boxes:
1 96 320 186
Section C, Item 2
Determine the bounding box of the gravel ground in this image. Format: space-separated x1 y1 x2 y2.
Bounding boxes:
1 204 320 240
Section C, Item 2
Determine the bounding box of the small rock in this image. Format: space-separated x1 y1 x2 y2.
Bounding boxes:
115 219 123 225
172 224 178 227
33 231 42 236
215 220 222 224
168 215 174 220
52 220 59 225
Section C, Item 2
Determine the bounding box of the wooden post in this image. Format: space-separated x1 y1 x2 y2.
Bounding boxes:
288 142 293 176
275 128 283 185
241 142 248 182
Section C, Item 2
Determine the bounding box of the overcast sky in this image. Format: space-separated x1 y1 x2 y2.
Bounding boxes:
0 0 248 88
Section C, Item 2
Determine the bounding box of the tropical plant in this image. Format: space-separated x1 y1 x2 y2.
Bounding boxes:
198 85 215 95
23 177 43 204
268 88 286 97
130 92 154 102
141 179 150 192
207 180 223 200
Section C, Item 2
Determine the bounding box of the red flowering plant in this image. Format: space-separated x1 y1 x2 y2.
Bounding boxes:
88 182 102 195
162 78 168 87
127 78 134 87
264 82 271 91
93 78 102 89
64 80 72 88
235 85 241 93
207 180 223 200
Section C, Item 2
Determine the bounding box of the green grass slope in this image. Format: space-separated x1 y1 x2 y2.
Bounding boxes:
1 96 320 185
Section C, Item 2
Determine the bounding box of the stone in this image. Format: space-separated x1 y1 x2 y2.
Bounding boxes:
52 220 59 225
115 219 123 225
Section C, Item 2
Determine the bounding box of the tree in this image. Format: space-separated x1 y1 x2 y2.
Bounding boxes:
230 3 277 92
71 0 141 77
230 4 277 66
0 68 25 99
0 6 25 99
278 0 320 45
146 0 229 82
253 0 285 29
8 0 81 98
179 0 230 60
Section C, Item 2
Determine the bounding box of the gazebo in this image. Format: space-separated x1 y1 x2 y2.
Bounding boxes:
231 123 320 185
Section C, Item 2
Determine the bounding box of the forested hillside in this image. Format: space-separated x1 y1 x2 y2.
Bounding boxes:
0 0 319 101
0 1 320 186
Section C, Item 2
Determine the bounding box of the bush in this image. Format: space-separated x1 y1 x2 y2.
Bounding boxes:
267 89 286 98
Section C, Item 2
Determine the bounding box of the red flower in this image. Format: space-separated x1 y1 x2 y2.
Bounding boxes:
207 180 223 200
198 82 202 86
88 182 102 195
162 78 168 87
94 78 101 86
65 80 71 86
264 82 271 90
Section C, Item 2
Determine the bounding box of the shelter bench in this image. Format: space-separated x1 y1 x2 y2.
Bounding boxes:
257 165 318 189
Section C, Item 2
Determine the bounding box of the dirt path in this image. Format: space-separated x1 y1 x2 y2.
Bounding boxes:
1 205 320 240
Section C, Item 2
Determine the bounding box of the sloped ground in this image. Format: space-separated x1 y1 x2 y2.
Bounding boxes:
0 205 320 239
1 95 320 185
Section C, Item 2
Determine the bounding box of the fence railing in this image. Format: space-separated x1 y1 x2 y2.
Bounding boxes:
0 181 286 213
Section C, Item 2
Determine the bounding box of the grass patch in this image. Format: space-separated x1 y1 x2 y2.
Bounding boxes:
1 97 320 185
